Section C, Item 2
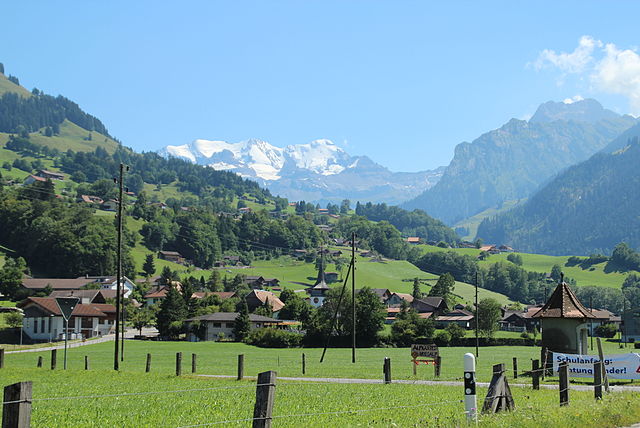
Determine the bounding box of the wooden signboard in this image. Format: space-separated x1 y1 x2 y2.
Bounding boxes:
411 344 439 375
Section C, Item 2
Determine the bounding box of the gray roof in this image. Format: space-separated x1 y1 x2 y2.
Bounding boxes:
185 312 278 323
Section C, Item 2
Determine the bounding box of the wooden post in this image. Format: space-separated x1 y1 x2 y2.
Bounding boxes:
50 349 57 370
84 355 89 370
383 357 391 384
191 353 197 374
512 357 518 379
0 349 4 369
252 371 276 428
594 361 603 400
301 353 306 375
541 347 549 379
596 338 609 393
36 356 42 368
435 356 441 377
559 361 569 406
2 381 32 428
145 353 151 373
176 352 182 376
532 359 540 390
412 358 417 376
237 354 244 381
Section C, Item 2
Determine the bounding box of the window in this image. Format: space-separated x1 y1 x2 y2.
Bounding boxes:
212 322 221 328
34 318 38 334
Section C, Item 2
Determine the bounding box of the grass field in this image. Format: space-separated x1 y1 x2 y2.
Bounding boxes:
233 253 513 306
2 341 639 427
418 245 635 289
453 199 524 241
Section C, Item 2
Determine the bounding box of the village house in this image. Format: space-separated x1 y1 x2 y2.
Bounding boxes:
411 297 449 316
22 175 47 185
80 195 104 205
588 309 622 335
36 170 65 180
101 199 118 211
20 276 134 298
406 237 421 244
48 289 117 304
18 297 116 341
435 309 475 329
622 306 640 342
385 292 414 307
479 245 501 254
185 312 279 341
356 288 393 304
158 250 185 264
245 290 285 315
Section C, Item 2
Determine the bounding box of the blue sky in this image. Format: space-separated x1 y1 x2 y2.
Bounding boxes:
3 1 640 171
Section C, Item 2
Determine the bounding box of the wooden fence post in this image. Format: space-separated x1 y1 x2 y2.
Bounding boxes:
145 353 151 373
252 371 277 428
2 381 32 428
532 359 540 390
0 349 4 369
559 361 569 406
176 352 182 376
594 361 603 400
512 357 518 379
84 355 89 370
237 354 244 381
50 349 56 370
383 357 391 384
301 353 306 375
435 356 441 378
36 356 42 368
191 353 197 374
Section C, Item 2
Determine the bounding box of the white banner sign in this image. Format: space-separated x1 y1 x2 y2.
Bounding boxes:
552 352 640 380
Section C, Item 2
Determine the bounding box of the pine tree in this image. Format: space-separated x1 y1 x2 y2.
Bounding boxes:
412 278 422 299
233 301 251 341
156 286 188 339
142 254 155 278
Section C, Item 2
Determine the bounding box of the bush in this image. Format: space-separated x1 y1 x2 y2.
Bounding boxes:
445 323 466 341
245 328 303 348
594 323 618 338
634 342 640 349
433 330 451 346
520 331 531 339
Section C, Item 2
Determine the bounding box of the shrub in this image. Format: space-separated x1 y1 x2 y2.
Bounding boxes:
594 323 618 338
433 330 451 346
245 328 303 348
445 323 466 341
520 331 531 339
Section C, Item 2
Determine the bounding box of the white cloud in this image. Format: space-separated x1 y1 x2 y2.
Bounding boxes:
563 95 584 104
592 43 640 113
533 36 640 114
534 36 601 73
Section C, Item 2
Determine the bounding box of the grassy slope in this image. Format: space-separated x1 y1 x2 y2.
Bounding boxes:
453 199 523 241
0 73 31 97
418 245 634 289
233 252 513 306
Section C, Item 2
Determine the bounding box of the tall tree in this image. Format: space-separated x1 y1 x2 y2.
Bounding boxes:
156 286 188 339
476 298 502 338
412 278 422 299
142 254 155 278
233 301 251 341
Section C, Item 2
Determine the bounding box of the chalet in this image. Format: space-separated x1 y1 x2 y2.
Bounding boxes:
385 292 414 307
406 237 421 245
81 275 135 298
411 297 448 316
144 286 171 306
588 309 622 335
479 245 500 254
498 245 515 252
158 251 185 264
36 170 65 180
500 310 527 332
385 307 401 324
185 312 279 341
245 290 285 314
317 208 329 215
435 309 474 329
23 175 47 185
80 195 104 205
18 297 116 340
238 207 252 213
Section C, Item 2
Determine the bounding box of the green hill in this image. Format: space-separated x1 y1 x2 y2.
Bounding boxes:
417 244 634 289
0 73 31 97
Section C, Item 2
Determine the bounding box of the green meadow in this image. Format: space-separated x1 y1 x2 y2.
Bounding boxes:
2 341 639 427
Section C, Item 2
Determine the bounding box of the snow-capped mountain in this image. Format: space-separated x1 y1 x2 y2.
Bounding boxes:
159 138 442 205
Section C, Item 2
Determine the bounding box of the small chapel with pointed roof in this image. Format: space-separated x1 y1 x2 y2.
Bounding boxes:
532 273 596 354
307 250 330 308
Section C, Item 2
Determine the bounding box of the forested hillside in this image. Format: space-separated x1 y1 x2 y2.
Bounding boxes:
477 138 640 255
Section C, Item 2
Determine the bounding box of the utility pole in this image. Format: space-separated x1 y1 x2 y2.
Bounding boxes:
114 163 125 370
590 296 593 351
475 271 479 358
351 232 356 363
